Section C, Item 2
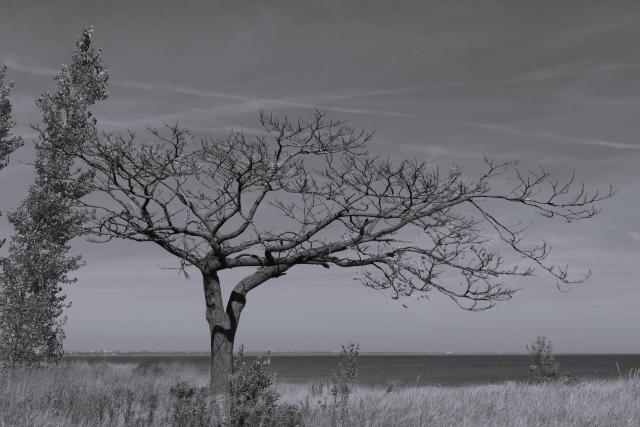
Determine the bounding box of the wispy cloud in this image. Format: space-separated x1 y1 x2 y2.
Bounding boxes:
463 122 640 151
4 59 58 76
261 99 411 117
119 81 414 118
118 81 251 102
6 59 416 118
315 82 467 101
510 59 640 86
97 100 407 132
120 80 463 103
368 139 483 160
510 60 597 83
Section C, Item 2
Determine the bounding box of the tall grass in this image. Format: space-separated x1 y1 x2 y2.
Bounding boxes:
1 362 639 426
298 377 640 426
0 362 205 426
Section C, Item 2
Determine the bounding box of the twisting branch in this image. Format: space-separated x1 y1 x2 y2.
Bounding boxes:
42 36 612 311
51 105 612 310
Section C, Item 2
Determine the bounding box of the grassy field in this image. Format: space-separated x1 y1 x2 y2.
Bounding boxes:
1 362 639 426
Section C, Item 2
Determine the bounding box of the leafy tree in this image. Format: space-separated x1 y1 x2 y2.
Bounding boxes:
0 65 23 168
0 27 107 365
41 29 611 399
0 65 24 364
0 65 24 247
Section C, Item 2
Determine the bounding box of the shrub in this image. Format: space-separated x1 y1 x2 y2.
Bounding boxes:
231 346 303 427
168 347 304 427
527 336 560 382
168 381 213 427
325 342 359 426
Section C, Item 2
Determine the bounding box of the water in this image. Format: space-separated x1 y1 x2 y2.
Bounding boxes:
65 354 640 387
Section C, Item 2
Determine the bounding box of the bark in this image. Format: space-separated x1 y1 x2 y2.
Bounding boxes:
208 291 247 392
203 266 285 390
203 271 231 390
202 269 248 422
201 266 286 423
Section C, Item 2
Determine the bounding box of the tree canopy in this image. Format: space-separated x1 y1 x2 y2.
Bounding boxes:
29 28 613 393
62 111 613 309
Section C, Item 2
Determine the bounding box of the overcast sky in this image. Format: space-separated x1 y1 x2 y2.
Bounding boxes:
1 0 639 353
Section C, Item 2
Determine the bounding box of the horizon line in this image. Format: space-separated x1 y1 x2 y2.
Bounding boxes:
64 351 640 356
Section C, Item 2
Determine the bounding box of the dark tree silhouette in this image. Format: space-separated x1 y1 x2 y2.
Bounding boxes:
41 29 612 397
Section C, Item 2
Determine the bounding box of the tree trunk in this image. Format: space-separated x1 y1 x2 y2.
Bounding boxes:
202 270 248 420
203 271 232 390
210 324 234 395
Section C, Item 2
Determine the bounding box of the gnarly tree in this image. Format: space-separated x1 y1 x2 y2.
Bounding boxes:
43 30 611 395
0 28 106 365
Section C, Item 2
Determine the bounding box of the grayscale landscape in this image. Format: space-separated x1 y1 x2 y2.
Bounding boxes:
1 1 639 426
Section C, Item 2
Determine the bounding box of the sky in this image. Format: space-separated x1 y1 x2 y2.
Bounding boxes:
0 0 639 353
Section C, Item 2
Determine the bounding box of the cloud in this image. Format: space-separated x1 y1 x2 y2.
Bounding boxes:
463 122 640 151
315 82 467 101
510 60 598 83
368 139 483 160
4 59 58 76
119 81 413 118
118 81 251 102
97 102 404 132
95 84 422 129
267 99 411 117
6 59 413 118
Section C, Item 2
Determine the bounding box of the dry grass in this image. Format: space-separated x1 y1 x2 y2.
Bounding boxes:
295 377 640 426
1 362 639 426
0 362 208 426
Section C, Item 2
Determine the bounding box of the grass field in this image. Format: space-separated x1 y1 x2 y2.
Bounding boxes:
1 362 639 426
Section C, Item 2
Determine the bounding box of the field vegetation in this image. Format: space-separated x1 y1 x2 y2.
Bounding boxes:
1 361 639 427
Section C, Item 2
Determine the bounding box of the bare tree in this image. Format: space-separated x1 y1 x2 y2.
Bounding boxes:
43 30 612 397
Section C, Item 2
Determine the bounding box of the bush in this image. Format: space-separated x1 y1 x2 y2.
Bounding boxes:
231 356 278 426
527 336 560 382
165 348 304 427
231 346 303 427
324 342 359 426
168 381 213 427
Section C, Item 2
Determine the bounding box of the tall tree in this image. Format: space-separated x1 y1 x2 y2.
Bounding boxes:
46 30 611 397
0 65 23 364
0 28 108 365
0 65 24 247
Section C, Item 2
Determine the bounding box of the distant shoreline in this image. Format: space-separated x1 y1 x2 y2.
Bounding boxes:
64 352 640 357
